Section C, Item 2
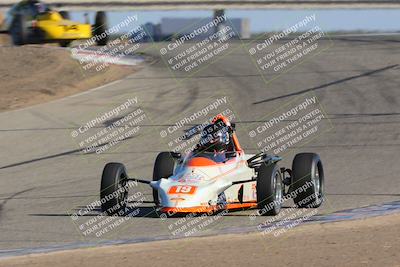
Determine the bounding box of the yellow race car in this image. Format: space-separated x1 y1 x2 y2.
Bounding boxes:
4 0 108 46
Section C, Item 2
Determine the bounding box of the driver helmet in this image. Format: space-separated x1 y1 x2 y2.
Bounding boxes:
36 3 46 13
31 1 46 13
199 120 230 152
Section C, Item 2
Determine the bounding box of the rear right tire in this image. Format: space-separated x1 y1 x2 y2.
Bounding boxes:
291 153 324 208
93 11 108 46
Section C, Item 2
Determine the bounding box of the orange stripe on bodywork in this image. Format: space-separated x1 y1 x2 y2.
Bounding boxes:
226 202 257 210
161 206 217 213
161 202 257 214
187 157 236 167
187 157 218 167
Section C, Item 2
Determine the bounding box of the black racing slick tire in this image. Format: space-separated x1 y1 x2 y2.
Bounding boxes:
10 14 28 45
100 162 129 215
59 40 72 47
93 11 108 46
152 152 175 206
256 162 283 216
291 153 325 208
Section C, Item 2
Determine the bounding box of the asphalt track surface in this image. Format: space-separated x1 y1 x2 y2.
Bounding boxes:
0 35 400 251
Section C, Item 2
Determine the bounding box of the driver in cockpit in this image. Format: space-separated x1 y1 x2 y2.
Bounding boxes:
194 119 235 162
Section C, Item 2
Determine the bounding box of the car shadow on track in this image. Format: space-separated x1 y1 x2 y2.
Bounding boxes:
30 204 297 219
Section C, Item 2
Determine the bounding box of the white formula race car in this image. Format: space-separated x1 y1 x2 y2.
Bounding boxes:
100 115 325 216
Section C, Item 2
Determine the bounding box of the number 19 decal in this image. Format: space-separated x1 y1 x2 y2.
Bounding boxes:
168 185 197 194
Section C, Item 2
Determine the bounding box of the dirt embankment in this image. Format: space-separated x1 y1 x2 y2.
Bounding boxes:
0 41 137 111
0 213 399 267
